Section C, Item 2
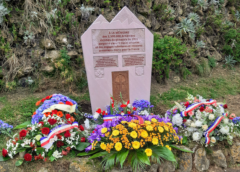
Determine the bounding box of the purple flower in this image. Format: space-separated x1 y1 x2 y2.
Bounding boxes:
174 127 178 134
85 145 92 152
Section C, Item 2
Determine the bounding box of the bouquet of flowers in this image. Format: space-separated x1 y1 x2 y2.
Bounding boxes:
79 115 185 171
0 120 13 137
1 94 89 166
83 97 154 129
166 93 235 146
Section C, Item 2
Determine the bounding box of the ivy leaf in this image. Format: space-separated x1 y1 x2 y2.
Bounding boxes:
15 159 24 166
14 121 31 130
0 156 10 161
75 143 90 151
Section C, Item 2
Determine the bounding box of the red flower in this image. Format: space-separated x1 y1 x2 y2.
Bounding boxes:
19 130 27 137
38 121 44 126
57 134 62 140
45 96 50 99
65 101 73 106
79 125 84 131
80 137 86 142
133 107 137 111
183 119 187 123
199 106 205 112
102 111 106 115
24 153 32 161
42 127 50 135
66 147 71 151
41 98 46 103
52 110 58 115
67 121 72 124
184 101 190 108
92 130 95 133
48 118 57 125
120 104 127 108
127 111 131 114
96 108 101 114
2 148 8 157
64 130 71 138
62 150 68 156
223 104 228 109
66 114 71 119
57 141 64 148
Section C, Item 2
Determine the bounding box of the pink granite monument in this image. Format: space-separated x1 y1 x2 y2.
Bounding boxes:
81 6 153 114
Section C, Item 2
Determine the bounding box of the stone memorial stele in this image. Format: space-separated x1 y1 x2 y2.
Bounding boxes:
81 6 153 114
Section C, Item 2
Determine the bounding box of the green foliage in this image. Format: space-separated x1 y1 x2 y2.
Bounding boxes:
191 0 198 6
181 67 192 79
153 35 187 82
60 47 71 70
0 31 11 56
176 18 196 40
208 56 216 68
14 121 31 130
224 55 237 69
223 29 240 62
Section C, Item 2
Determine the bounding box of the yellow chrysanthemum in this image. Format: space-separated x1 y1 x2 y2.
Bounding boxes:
165 145 171 151
101 128 108 133
152 138 158 145
100 143 106 150
158 127 164 133
146 125 153 131
128 122 137 128
141 130 148 138
115 142 122 151
130 131 138 138
121 121 128 124
167 122 172 126
112 130 120 136
164 125 169 132
132 141 140 149
35 135 42 141
145 148 152 157
144 121 151 125
151 118 157 123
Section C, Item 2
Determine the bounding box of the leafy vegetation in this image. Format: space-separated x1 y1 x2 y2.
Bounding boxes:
152 35 187 82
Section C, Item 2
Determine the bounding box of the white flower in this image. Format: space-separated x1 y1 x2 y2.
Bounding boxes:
192 132 202 141
196 110 202 119
127 104 132 108
202 125 208 131
209 114 215 120
172 114 183 126
220 126 230 134
191 122 196 128
121 112 125 116
84 119 90 129
223 118 229 124
228 135 233 140
93 112 99 119
140 110 149 116
52 150 63 159
185 119 192 126
187 127 197 133
211 137 216 143
195 120 202 127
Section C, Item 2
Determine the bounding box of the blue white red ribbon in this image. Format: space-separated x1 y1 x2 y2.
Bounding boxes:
204 113 228 144
40 122 78 149
180 99 217 117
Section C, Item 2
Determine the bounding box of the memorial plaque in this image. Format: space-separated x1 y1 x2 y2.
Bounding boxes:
94 55 118 68
92 29 145 54
122 54 145 67
81 7 153 114
112 71 129 102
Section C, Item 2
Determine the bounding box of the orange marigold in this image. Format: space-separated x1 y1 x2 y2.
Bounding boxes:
59 102 64 104
57 111 64 118
44 112 51 117
36 100 41 106
70 116 75 122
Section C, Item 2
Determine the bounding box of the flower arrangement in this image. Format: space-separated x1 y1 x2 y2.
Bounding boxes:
0 120 13 137
79 115 185 171
84 97 154 129
1 95 89 166
32 94 78 124
166 93 235 146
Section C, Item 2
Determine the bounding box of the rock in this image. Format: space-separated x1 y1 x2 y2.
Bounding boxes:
208 47 223 61
38 167 49 172
168 32 174 36
173 76 180 83
212 150 227 168
0 162 10 172
40 38 55 50
194 148 210 171
153 21 161 31
199 57 211 76
163 21 172 30
154 0 169 5
69 158 98 172
178 146 192 172
178 7 183 15
31 48 44 59
148 164 159 172
207 166 224 172
230 142 240 163
154 32 163 39
56 34 68 45
23 66 33 74
67 51 79 58
19 151 26 158
41 65 54 73
209 36 219 47
137 15 152 28
145 19 152 28
104 9 116 22
45 50 61 61
159 161 175 172
137 0 152 15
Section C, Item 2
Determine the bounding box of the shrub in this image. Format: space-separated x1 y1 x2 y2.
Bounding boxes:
208 56 216 68
0 0 10 25
153 35 187 82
